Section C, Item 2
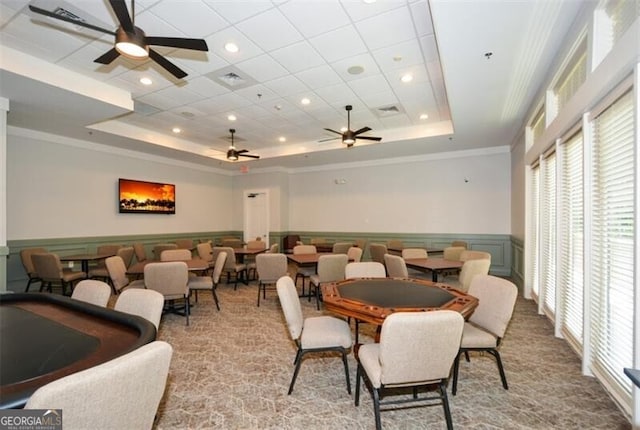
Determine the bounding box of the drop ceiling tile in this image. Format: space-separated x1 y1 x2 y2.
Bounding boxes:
410 0 434 36
295 64 342 89
330 53 381 82
355 6 416 51
190 92 253 115
347 74 392 98
183 76 231 98
379 113 412 128
279 0 350 39
147 1 228 38
308 25 367 63
134 9 186 38
426 59 443 81
385 65 430 91
204 27 264 63
419 34 439 63
169 104 209 119
0 3 23 26
314 83 358 105
235 8 303 52
341 1 404 22
269 41 326 74
372 39 424 72
263 75 308 97
203 0 275 24
172 50 228 76
236 54 289 82
234 84 280 102
359 91 399 110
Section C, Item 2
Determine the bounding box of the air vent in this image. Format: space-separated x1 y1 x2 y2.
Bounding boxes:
206 66 257 90
374 104 405 117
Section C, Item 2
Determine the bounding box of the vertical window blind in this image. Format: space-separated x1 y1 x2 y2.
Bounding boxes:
541 151 557 317
529 164 540 298
589 89 634 402
559 131 584 349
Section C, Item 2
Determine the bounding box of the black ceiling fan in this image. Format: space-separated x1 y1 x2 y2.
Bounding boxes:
28 0 208 79
226 129 259 161
322 105 382 147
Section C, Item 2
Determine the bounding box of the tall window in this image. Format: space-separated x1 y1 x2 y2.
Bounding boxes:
589 90 634 402
528 164 540 298
559 131 584 349
553 44 587 113
540 151 557 317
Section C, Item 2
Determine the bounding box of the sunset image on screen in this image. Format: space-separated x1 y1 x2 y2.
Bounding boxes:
119 179 175 214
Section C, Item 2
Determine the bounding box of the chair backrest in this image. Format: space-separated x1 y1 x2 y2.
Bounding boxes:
282 235 301 252
247 239 267 250
345 262 386 279
115 289 165 330
369 243 388 264
332 242 352 254
401 248 428 259
212 251 228 284
443 246 466 261
133 243 147 262
160 249 192 262
153 244 177 260
347 246 363 262
216 247 237 269
354 239 367 252
175 239 194 250
458 258 492 291
467 275 518 338
196 242 213 262
310 237 326 245
387 239 404 249
105 256 130 292
460 250 491 262
293 244 317 255
71 280 111 307
144 262 189 298
256 253 288 283
276 276 304 341
25 341 173 430
384 254 408 278
97 244 122 256
317 254 348 283
116 246 135 268
221 238 242 248
20 247 47 276
451 240 469 249
379 311 464 386
269 243 279 253
32 253 64 281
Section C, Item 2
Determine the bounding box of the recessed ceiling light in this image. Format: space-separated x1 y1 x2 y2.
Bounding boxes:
393 56 402 62
420 114 429 120
172 127 181 133
301 97 310 105
401 73 413 83
228 114 237 121
278 136 286 142
347 65 364 75
139 77 152 85
225 42 239 53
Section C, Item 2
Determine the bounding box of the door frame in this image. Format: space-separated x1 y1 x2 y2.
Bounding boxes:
243 189 270 245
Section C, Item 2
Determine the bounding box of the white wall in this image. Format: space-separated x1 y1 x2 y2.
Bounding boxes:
7 128 233 240
287 147 511 234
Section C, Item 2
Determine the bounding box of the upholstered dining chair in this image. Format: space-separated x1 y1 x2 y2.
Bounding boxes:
133 243 148 263
269 243 279 253
245 239 267 280
114 288 165 331
215 246 247 289
347 246 363 263
160 249 192 262
386 239 404 251
460 250 492 262
309 254 348 310
452 275 518 395
188 251 227 311
71 280 112 307
451 240 469 249
293 244 317 296
401 248 428 259
19 247 47 292
89 246 133 281
368 243 388 265
87 244 122 281
442 258 491 292
276 276 352 395
196 241 215 271
332 242 352 254
25 341 173 430
32 252 86 296
443 246 466 261
221 238 242 248
175 238 194 250
344 261 386 344
144 262 190 325
383 254 408 278
355 311 464 430
152 243 177 261
256 253 288 306
105 256 145 295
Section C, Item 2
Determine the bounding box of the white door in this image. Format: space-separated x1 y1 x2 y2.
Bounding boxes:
243 190 269 244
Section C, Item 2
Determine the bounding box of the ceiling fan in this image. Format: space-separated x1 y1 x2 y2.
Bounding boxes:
226 129 260 161
322 105 382 147
28 0 208 79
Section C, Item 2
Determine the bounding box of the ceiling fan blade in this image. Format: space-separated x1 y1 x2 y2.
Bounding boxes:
318 137 340 143
146 37 208 51
323 128 343 135
149 49 187 79
94 48 120 64
356 136 382 141
353 126 372 135
236 149 249 154
240 154 260 159
28 5 115 35
109 0 134 32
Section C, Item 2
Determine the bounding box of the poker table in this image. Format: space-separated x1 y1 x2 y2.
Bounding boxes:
321 278 479 326
0 293 156 409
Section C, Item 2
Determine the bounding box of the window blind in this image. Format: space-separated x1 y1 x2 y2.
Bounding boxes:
531 108 546 144
555 51 587 112
541 151 557 317
529 164 540 298
589 89 634 403
606 0 639 45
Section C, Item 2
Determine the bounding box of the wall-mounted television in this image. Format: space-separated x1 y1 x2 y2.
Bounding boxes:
118 178 176 214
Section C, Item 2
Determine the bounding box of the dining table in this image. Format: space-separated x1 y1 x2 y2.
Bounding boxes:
404 257 464 282
59 252 116 274
232 247 267 264
126 258 210 276
387 246 445 256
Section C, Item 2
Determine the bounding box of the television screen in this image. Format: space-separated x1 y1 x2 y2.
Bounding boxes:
118 178 176 214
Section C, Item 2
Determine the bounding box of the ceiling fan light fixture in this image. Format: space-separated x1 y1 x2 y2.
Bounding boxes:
227 148 238 161
115 27 148 59
343 131 356 145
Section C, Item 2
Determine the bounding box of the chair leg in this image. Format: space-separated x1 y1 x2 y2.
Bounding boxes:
452 352 461 395
355 364 362 406
211 287 220 311
315 284 320 310
288 350 305 395
355 320 360 345
440 381 454 430
488 349 509 389
341 349 351 394
185 296 190 326
257 282 262 307
373 388 382 430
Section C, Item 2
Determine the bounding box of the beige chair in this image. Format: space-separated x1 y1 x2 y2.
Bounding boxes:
354 239 367 252
309 254 348 310
256 253 288 306
90 246 134 282
384 254 408 278
105 256 145 294
345 262 386 279
442 258 491 292
293 244 317 296
387 239 404 252
88 244 123 281
115 288 165 331
246 239 267 280
25 341 173 430
401 248 428 259
188 251 227 311
160 249 192 262
451 240 469 249
332 242 352 254
196 242 215 270
443 246 466 261
133 243 148 263
152 243 177 261
355 311 464 430
276 276 352 395
369 243 388 265
71 280 111 307
144 262 190 325
269 243 279 253
215 246 247 289
452 275 518 395
347 246 363 263
20 247 47 292
460 250 492 261
221 238 242 248
32 252 86 296
310 237 327 246
175 238 194 250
